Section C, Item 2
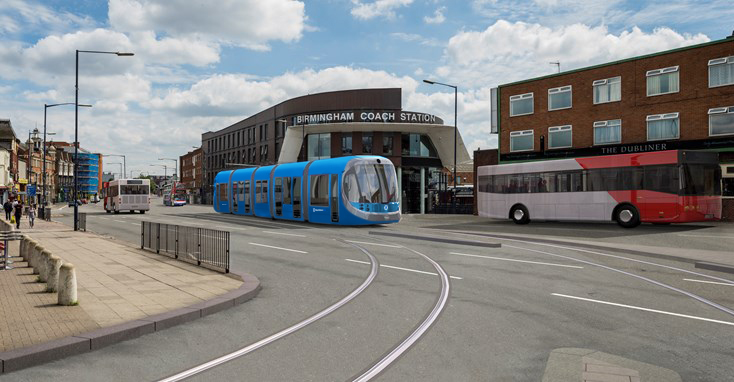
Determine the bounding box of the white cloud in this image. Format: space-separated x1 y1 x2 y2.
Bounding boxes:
351 0 414 20
437 21 709 88
108 0 306 51
424 6 446 24
0 0 96 36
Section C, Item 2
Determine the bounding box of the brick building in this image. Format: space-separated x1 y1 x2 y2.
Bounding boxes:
179 147 203 203
494 34 734 219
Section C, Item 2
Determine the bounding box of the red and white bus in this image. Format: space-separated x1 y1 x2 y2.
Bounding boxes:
477 150 721 228
103 179 151 214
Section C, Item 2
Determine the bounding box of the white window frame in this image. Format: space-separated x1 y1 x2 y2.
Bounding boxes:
708 56 734 88
593 119 622 146
509 130 534 152
509 93 534 117
547 86 572 111
646 66 679 96
548 125 572 149
646 112 680 141
708 106 734 137
592 76 621 104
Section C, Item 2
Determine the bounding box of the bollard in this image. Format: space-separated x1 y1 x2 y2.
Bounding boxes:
19 237 26 261
30 243 43 274
58 263 78 306
46 255 63 293
38 250 53 282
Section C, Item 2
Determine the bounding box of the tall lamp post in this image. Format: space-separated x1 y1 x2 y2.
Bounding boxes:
107 162 122 179
150 164 167 178
423 79 458 213
27 129 41 203
44 102 91 206
74 49 134 231
158 158 178 182
103 154 126 179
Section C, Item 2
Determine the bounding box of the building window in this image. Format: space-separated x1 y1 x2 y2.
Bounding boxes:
362 133 373 153
341 134 352 154
593 76 621 104
510 130 534 152
548 125 572 149
510 93 533 116
308 133 331 161
548 86 572 111
383 135 393 155
593 119 621 145
709 56 734 88
647 113 679 141
401 134 438 157
263 124 268 141
709 106 734 136
646 66 679 96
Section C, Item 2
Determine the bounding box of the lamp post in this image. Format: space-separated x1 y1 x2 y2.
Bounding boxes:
74 49 134 231
158 158 178 182
27 129 41 203
103 154 125 179
423 79 458 213
44 102 90 206
150 164 167 179
107 162 122 180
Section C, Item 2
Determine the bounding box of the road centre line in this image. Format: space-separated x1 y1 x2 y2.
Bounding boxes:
249 242 308 254
683 278 734 286
552 293 734 327
262 231 306 237
449 252 583 269
345 258 462 280
344 240 402 248
158 243 379 382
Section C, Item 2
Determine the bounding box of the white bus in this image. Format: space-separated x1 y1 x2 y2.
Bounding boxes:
103 179 151 214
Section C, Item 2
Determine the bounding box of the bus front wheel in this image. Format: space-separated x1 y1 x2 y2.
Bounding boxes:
615 205 640 228
510 205 530 225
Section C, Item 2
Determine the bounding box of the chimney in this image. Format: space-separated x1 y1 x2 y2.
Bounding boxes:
729 30 734 39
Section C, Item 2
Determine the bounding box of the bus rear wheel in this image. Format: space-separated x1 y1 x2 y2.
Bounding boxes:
615 205 640 228
140 210 146 214
510 205 530 225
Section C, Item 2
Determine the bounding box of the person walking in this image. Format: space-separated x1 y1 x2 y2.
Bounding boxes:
3 200 11 220
28 204 36 228
13 201 22 229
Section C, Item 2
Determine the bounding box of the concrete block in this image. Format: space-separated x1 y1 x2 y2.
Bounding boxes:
38 250 52 283
139 307 201 331
31 244 43 275
73 320 155 350
0 336 90 374
58 263 78 306
45 255 63 293
695 261 734 274
188 297 235 317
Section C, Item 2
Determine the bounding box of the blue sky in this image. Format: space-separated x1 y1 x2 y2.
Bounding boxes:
1 0 732 176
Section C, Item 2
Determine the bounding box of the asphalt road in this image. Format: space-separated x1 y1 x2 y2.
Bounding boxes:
8 199 734 381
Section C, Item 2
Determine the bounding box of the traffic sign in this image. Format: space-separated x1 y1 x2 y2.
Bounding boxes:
27 185 36 197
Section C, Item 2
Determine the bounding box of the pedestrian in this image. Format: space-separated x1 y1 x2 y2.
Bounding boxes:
28 204 36 228
3 200 11 220
13 200 22 229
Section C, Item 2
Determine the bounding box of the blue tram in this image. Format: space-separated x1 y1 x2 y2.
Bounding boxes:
213 156 401 225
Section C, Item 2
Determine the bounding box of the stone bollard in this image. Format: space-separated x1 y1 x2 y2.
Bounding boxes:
38 250 52 282
58 263 78 306
46 255 63 293
19 237 27 261
30 243 43 274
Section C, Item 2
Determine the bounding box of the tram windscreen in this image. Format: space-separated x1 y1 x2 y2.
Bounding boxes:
343 163 398 204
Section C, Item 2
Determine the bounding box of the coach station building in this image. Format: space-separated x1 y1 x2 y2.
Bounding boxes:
490 33 734 219
201 88 471 213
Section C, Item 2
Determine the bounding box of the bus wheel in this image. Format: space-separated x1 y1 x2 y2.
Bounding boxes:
140 210 146 214
615 205 640 228
510 205 530 225
106 210 111 214
114 210 119 214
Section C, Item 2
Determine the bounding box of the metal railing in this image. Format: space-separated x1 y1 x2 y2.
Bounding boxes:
77 212 86 231
140 221 229 273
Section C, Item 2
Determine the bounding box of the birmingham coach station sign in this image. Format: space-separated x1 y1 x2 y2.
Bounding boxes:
293 111 443 125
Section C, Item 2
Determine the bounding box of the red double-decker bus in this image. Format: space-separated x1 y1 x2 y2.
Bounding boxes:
478 150 722 228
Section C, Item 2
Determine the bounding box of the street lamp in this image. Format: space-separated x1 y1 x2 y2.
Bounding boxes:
43 102 91 206
423 79 458 213
27 128 41 203
103 154 126 179
150 164 167 178
107 162 122 179
74 49 134 231
158 158 177 182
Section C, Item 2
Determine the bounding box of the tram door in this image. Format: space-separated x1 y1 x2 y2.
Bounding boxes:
236 181 244 213
231 182 238 214
244 180 250 214
330 174 339 222
293 177 301 218
274 178 282 216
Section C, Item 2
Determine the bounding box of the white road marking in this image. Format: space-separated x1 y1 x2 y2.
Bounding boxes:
344 240 402 248
113 220 126 223
676 234 734 239
683 278 734 287
552 293 734 327
100 217 109 220
262 230 306 237
249 242 308 254
130 222 140 226
449 251 584 269
345 258 462 280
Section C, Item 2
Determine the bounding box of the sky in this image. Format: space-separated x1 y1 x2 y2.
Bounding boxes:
1 0 732 177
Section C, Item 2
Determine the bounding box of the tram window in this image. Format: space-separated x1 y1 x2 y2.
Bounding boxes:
255 181 262 203
274 178 282 202
218 183 227 201
284 177 292 204
261 180 268 203
293 177 301 204
310 175 329 206
344 172 360 202
244 181 250 208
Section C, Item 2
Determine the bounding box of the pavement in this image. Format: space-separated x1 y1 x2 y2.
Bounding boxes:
0 215 260 374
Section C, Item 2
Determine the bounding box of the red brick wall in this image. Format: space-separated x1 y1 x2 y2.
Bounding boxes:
499 39 734 155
